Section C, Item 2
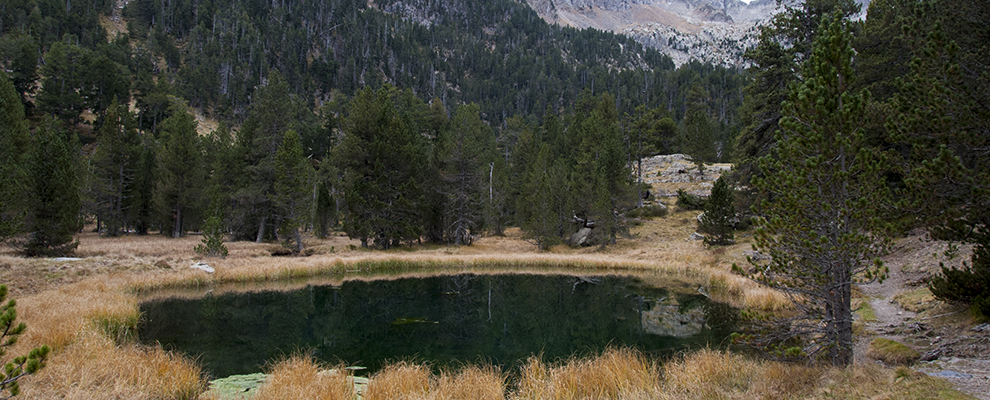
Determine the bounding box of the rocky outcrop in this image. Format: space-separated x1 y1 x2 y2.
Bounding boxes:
526 0 870 67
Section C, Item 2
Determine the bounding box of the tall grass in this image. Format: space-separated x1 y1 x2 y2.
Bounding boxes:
516 348 660 400
251 356 354 400
21 330 204 400
659 348 817 400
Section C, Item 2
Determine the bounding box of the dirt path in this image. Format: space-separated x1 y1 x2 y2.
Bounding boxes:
855 236 990 399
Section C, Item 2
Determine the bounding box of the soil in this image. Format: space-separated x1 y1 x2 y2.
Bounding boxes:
856 233 990 399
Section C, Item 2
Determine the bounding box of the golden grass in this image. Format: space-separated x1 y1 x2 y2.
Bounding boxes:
516 348 660 400
251 356 354 400
20 330 204 400
363 362 433 400
659 348 817 400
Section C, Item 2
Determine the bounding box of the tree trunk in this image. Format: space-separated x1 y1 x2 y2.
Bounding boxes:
293 227 303 254
256 214 267 243
172 205 182 238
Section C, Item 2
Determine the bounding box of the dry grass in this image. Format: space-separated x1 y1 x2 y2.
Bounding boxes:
516 348 660 400
363 362 433 400
251 356 354 400
20 330 204 400
363 363 506 400
659 348 817 400
814 363 973 400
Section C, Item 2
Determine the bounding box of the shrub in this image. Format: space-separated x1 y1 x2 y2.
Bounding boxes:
676 189 706 210
929 238 990 318
699 176 735 246
194 214 228 257
625 204 668 219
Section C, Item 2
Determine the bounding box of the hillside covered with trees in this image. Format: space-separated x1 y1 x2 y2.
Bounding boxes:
2 0 749 251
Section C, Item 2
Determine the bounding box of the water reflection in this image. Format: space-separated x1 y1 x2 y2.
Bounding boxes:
139 274 737 378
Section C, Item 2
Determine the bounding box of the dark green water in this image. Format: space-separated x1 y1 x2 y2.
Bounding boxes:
138 274 737 378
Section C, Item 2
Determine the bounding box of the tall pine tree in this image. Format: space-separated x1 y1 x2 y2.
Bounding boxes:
155 103 205 238
271 130 312 253
743 14 891 367
0 71 32 242
90 98 141 236
27 117 80 256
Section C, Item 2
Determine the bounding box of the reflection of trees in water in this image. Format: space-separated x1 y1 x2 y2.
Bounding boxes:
139 274 738 378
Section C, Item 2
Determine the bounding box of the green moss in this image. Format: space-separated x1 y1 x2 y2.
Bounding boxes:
204 373 267 400
855 299 878 322
867 338 921 365
894 287 937 313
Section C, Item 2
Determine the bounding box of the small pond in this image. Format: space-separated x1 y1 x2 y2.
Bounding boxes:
138 273 738 378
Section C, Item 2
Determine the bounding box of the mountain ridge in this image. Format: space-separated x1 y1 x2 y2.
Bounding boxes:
524 0 868 67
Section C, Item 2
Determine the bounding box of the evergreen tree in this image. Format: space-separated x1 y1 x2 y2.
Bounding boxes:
36 40 88 125
624 105 677 205
733 0 863 192
886 1 990 315
232 71 296 242
682 82 717 171
0 34 39 104
741 14 891 367
0 71 32 242
699 176 735 246
334 84 431 248
443 103 492 245
0 284 50 397
90 98 141 236
26 117 81 257
202 123 237 232
271 130 312 253
520 145 563 250
155 103 204 238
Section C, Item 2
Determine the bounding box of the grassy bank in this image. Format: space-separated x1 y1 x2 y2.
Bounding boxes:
1 216 971 399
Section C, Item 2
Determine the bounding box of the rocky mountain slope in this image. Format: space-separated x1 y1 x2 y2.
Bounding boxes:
525 0 868 67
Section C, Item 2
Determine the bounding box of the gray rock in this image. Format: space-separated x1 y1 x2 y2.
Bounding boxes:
689 232 705 241
190 262 215 274
924 370 973 379
569 227 594 247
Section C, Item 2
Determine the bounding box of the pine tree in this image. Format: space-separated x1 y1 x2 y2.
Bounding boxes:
741 14 891 367
0 284 50 397
886 2 990 316
520 145 563 250
195 191 228 258
232 71 296 242
91 98 141 236
334 84 431 249
0 71 32 242
271 130 312 253
155 103 205 238
26 117 81 257
700 176 735 246
36 40 88 125
443 103 492 245
733 0 863 193
682 83 717 171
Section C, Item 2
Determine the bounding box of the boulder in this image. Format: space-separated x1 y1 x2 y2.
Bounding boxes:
689 232 705 241
190 262 215 274
569 227 593 247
